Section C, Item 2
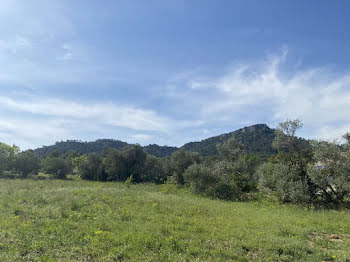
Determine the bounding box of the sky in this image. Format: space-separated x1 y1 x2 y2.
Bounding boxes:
1 0 350 150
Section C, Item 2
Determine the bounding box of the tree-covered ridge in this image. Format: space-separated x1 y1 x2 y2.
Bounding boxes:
181 124 277 158
143 144 178 158
33 124 278 159
34 139 130 158
34 139 178 159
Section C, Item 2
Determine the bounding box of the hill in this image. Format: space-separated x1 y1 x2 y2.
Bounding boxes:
143 144 178 158
181 124 277 158
34 139 178 158
33 124 277 158
34 139 129 158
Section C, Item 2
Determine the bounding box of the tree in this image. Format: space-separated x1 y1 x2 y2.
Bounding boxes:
307 140 350 205
102 146 149 182
141 155 167 184
122 145 147 183
72 154 88 175
258 119 325 205
170 149 201 185
0 142 19 176
76 153 105 181
103 148 128 181
184 137 257 201
42 156 69 179
217 137 244 162
14 150 41 178
64 150 81 174
272 119 304 153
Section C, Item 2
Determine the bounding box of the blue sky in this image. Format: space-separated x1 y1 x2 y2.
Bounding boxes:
1 0 350 149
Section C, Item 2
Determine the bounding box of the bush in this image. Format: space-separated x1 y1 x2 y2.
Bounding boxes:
184 161 255 201
307 141 350 205
257 154 316 204
76 153 105 181
0 143 19 176
170 149 200 185
258 120 350 206
42 157 69 179
103 146 147 182
13 150 41 178
141 155 167 184
103 149 128 181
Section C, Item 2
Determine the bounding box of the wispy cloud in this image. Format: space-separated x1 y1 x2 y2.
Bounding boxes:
0 96 171 132
162 49 350 141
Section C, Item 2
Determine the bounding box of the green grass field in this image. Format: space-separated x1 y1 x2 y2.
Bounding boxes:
0 179 350 261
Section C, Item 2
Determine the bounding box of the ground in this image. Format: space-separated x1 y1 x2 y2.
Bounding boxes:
0 179 350 261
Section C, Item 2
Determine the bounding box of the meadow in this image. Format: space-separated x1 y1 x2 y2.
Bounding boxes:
0 179 350 261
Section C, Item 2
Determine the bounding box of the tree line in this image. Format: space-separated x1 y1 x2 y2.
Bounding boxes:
1 119 350 207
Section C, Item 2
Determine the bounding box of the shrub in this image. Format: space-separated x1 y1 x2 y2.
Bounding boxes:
258 154 316 204
307 141 350 205
184 161 255 201
75 153 105 181
170 149 200 185
141 155 167 184
14 150 41 178
42 157 69 179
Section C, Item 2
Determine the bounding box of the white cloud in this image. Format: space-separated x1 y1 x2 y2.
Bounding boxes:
130 134 154 144
0 96 170 132
162 49 350 141
0 95 185 149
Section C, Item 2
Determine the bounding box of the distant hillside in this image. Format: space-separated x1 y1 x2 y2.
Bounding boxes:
143 144 178 158
182 124 277 158
33 124 278 159
34 139 130 158
34 139 178 158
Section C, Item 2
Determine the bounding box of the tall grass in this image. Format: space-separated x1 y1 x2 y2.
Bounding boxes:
0 179 349 261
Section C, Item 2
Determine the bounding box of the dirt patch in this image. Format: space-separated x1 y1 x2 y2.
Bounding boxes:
308 232 345 248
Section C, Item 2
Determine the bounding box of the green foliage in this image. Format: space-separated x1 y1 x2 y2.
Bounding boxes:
0 142 19 176
141 155 167 184
184 138 258 200
183 163 214 195
258 161 314 203
75 153 105 181
143 144 178 158
182 124 277 160
258 120 315 204
307 141 350 205
102 148 128 181
122 145 147 183
185 161 256 201
170 149 200 185
42 156 69 179
125 174 134 188
33 124 278 162
272 119 311 154
13 150 41 178
217 137 245 162
258 119 350 206
63 150 81 174
34 139 177 159
103 145 148 182
71 154 88 174
34 139 129 158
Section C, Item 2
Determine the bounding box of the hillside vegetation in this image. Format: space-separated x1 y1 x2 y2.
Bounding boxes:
182 124 277 158
1 179 350 261
2 120 350 207
33 124 277 159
